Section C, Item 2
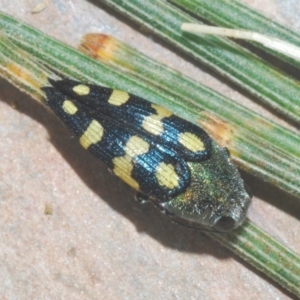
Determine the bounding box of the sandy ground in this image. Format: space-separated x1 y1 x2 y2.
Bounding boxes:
0 0 299 299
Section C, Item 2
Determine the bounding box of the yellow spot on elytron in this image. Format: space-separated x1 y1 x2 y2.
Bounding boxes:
113 155 140 190
72 84 90 96
142 104 172 135
151 104 172 117
62 100 78 115
125 136 150 156
108 90 130 106
179 132 205 152
156 162 179 189
112 136 149 191
79 120 104 149
142 114 164 135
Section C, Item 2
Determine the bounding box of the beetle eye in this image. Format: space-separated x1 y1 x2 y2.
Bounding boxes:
224 147 230 157
213 216 236 232
244 183 253 199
